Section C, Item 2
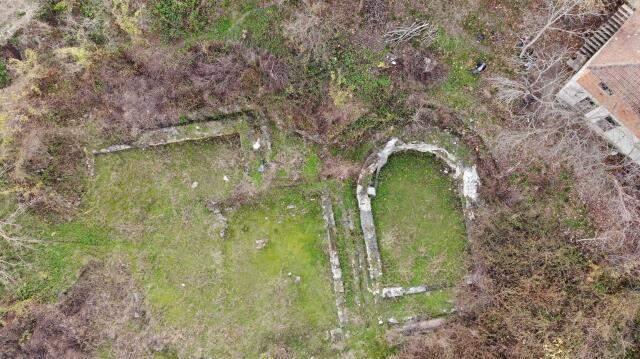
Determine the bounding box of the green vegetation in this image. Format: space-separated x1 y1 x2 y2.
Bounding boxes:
219 189 336 356
0 59 10 89
37 0 67 24
15 221 114 301
431 30 483 110
302 150 321 180
11 138 339 356
372 151 466 297
188 3 289 56
13 139 243 301
151 0 209 39
331 48 392 106
78 0 99 19
92 140 336 356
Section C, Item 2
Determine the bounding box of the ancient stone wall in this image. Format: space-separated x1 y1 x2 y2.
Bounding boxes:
356 137 480 296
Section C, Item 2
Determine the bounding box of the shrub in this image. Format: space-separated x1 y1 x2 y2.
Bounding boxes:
0 60 10 88
38 0 67 25
284 3 334 61
151 0 209 39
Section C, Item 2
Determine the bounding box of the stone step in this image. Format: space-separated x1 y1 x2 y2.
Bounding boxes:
620 4 634 16
574 0 635 64
592 31 609 44
610 15 624 27
586 36 603 49
581 41 598 56
600 24 616 36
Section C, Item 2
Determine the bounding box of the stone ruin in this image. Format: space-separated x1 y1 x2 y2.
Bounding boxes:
355 137 480 297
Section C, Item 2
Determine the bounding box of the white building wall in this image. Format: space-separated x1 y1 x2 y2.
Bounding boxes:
558 80 640 165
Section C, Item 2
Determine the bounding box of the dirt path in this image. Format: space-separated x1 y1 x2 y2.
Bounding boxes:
0 0 39 45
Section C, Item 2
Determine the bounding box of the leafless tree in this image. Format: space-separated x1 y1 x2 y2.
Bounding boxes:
494 110 640 259
518 0 603 58
491 47 573 123
492 20 640 265
0 202 39 285
384 21 437 47
492 48 640 267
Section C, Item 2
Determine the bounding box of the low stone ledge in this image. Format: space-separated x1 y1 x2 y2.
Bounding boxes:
93 119 240 155
93 144 134 155
320 192 348 327
381 284 444 299
390 318 446 336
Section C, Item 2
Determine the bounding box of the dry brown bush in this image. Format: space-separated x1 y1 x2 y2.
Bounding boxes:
360 0 388 26
390 48 448 88
284 2 335 61
490 41 640 268
0 258 165 358
187 42 289 104
2 35 289 215
319 154 360 180
399 4 640 355
398 172 640 357
258 52 290 92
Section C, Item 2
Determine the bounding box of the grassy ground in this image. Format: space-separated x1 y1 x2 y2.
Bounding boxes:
89 139 336 357
1 1 486 354
322 156 468 357
9 138 338 357
220 188 336 356
371 151 467 313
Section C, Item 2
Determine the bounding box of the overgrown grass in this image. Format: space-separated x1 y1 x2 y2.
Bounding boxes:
431 30 484 110
330 48 392 106
192 3 289 56
14 221 115 301
302 150 321 180
373 152 467 287
151 0 209 39
217 188 336 356
9 138 243 302
328 46 409 142
57 138 336 357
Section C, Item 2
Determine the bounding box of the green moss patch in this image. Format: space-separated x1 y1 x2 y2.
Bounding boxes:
218 188 337 356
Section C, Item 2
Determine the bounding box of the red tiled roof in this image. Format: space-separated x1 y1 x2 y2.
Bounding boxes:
590 64 640 115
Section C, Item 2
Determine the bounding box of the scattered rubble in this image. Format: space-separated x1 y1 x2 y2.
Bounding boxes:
255 239 268 250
